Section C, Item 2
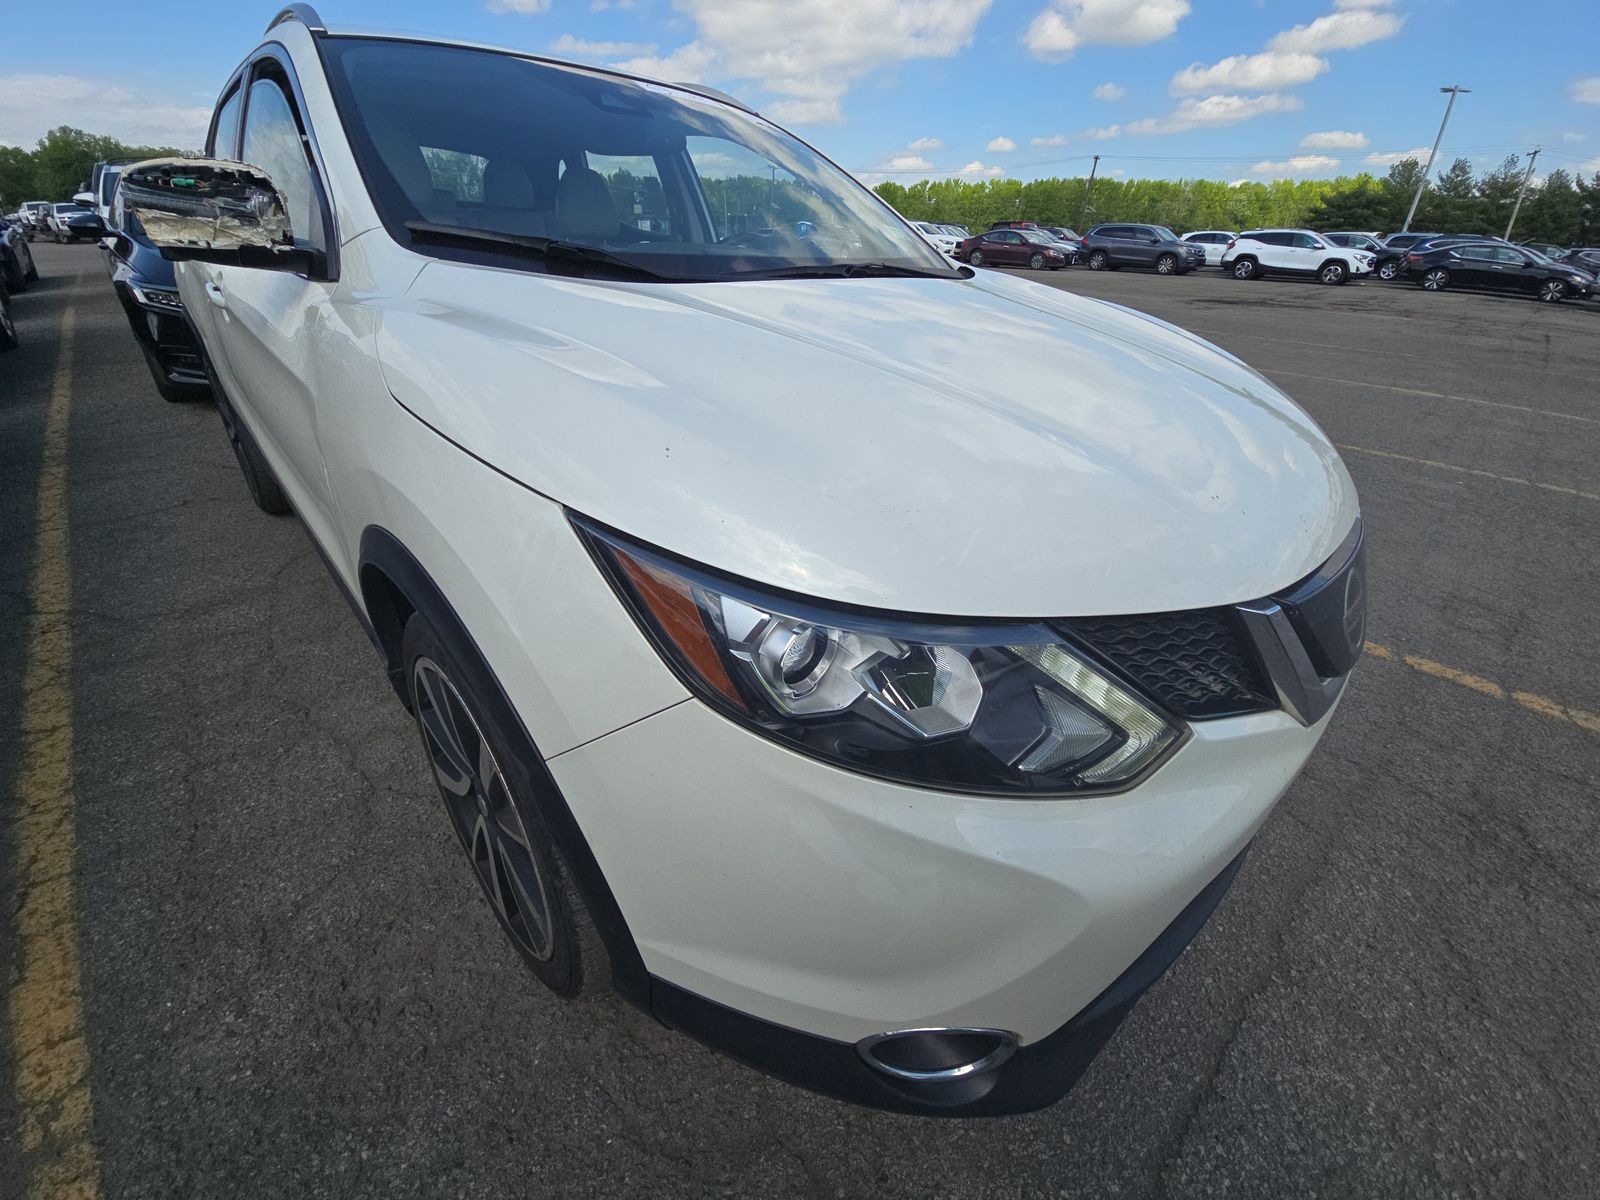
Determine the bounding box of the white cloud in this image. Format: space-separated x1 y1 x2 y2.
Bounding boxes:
1250 154 1341 175
908 136 944 150
957 160 1005 177
1080 124 1121 140
1364 146 1431 167
1092 82 1126 100
1334 0 1393 7
1573 77 1600 105
1031 133 1070 146
616 0 991 125
0 73 210 150
1170 51 1326 95
885 154 935 171
1123 92 1302 137
487 0 551 12
1268 9 1403 53
1560 130 1588 143
589 0 639 8
1023 0 1190 62
549 34 657 56
986 135 1017 152
1106 168 1127 178
1301 129 1368 150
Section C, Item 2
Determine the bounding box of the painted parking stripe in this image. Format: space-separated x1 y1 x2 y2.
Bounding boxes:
1263 367 1600 428
1365 642 1600 737
1335 443 1600 503
8 293 103 1199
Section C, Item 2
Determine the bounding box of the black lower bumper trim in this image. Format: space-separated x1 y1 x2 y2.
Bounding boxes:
651 845 1251 1116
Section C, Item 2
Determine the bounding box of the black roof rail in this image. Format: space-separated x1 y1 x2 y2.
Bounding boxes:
267 4 326 34
669 81 756 115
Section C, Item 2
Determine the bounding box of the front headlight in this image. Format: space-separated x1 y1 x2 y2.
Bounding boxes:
575 519 1183 796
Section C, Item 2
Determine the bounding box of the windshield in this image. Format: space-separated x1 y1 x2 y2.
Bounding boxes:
1018 230 1058 244
320 38 957 283
1152 226 1181 242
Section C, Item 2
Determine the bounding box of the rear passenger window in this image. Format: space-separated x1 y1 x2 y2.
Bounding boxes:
422 147 488 203
211 86 243 158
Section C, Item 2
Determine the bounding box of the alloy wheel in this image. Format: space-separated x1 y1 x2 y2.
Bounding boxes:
1538 280 1565 302
970 251 984 267
1029 253 1044 270
1379 260 1400 281
1233 259 1255 280
1156 255 1175 275
1089 251 1107 270
1422 269 1448 291
1320 263 1345 285
413 656 555 962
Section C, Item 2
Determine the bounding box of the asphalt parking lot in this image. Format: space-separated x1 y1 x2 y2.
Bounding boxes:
3 241 1597 1199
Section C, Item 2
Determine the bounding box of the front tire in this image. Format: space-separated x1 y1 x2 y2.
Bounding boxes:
1319 261 1348 286
1378 259 1401 281
403 614 609 998
1537 279 1567 303
1231 257 1258 280
1421 268 1450 291
1155 253 1177 275
1028 252 1045 270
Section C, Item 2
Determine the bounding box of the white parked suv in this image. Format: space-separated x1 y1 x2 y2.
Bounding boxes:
125 5 1364 1116
913 221 961 256
1181 230 1237 267
1222 229 1375 285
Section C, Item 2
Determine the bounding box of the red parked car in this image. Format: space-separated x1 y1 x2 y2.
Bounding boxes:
956 229 1068 270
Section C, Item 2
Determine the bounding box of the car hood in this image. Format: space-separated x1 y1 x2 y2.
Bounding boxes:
375 261 1357 616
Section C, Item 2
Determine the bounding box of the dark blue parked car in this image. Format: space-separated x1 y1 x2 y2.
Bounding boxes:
106 182 211 402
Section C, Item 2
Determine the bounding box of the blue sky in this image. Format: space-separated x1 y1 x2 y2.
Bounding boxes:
5 0 1598 183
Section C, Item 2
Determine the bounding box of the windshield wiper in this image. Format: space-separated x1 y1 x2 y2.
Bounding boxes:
743 261 959 281
404 221 677 280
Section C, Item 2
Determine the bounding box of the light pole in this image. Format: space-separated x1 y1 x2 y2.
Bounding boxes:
1401 85 1469 233
1504 147 1540 240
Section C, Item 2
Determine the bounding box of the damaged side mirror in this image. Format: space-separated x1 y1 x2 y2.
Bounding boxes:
121 157 316 274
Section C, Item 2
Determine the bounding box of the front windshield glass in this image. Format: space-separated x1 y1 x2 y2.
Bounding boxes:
1019 230 1057 244
1153 226 1181 242
321 38 957 282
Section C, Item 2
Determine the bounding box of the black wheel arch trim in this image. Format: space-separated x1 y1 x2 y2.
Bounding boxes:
653 843 1251 1116
356 525 653 1010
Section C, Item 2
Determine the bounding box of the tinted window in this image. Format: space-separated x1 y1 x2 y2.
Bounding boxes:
1292 233 1321 249
994 231 1022 244
1255 232 1290 246
1492 248 1527 265
211 86 243 158
1459 246 1494 261
242 73 319 248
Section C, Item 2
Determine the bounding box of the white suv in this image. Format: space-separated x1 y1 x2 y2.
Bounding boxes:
1222 229 1375 285
124 6 1364 1116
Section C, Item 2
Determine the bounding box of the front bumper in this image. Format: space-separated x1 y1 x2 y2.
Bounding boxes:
549 682 1335 1111
112 278 208 388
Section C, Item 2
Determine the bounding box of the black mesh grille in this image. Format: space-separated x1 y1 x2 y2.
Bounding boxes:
1060 608 1273 719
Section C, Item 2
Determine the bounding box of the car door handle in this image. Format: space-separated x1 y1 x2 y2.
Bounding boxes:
204 281 227 309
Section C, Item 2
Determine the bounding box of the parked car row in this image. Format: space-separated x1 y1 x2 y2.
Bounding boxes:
946 216 1596 303
0 211 41 351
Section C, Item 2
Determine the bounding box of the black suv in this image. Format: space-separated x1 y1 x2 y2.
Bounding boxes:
1082 224 1205 274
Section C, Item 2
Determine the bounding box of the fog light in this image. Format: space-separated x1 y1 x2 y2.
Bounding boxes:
857 1027 1018 1081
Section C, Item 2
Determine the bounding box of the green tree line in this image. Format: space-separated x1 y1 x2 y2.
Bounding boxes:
875 156 1600 245
1 127 189 210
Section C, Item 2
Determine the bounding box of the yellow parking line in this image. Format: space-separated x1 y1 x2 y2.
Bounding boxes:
9 297 103 1199
1263 367 1600 428
1365 641 1600 737
1336 443 1600 503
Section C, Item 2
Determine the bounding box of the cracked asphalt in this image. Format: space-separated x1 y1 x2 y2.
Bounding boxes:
3 242 1598 1198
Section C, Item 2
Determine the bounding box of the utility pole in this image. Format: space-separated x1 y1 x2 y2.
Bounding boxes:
1401 85 1470 233
1080 154 1100 229
1504 147 1541 240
